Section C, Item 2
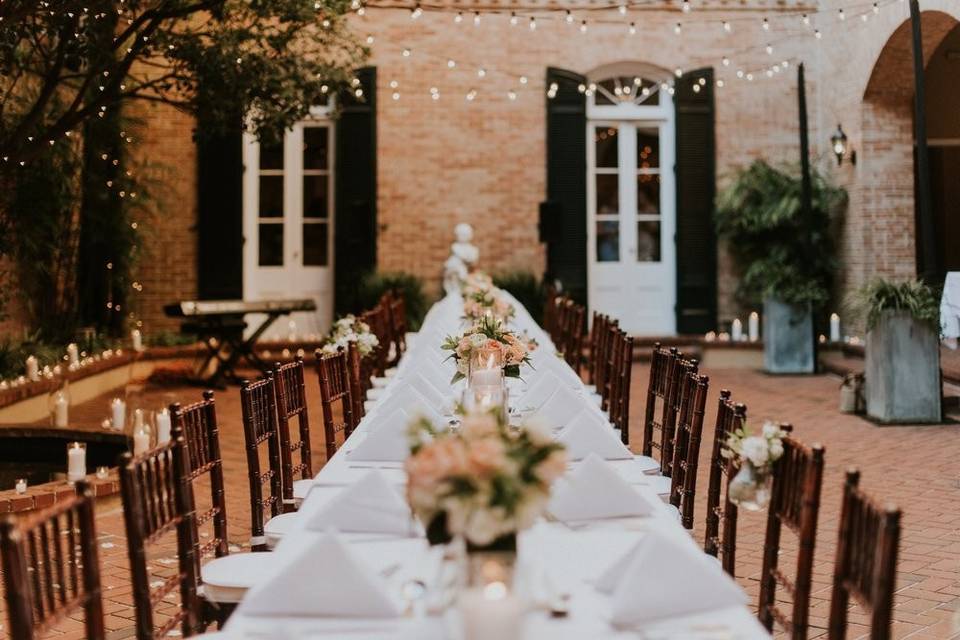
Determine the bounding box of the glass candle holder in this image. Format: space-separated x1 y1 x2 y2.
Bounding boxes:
67 442 87 483
15 478 27 494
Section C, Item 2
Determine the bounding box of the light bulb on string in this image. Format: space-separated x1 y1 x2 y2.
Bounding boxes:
674 68 683 77
873 3 880 13
447 59 456 68
454 11 463 23
529 16 536 30
580 20 588 33
838 8 845 20
519 75 528 85
762 18 770 30
802 13 810 26
629 22 637 35
814 29 822 39
723 21 731 32
477 68 486 78
410 4 421 19
618 4 627 15
366 34 374 44
674 22 682 35
681 0 690 13
473 11 481 26
565 10 574 23
508 89 517 101
717 79 725 88
510 11 518 25
402 48 411 57
722 56 730 66
766 43 773 54
861 13 869 22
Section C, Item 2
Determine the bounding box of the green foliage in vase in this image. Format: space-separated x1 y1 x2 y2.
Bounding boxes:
848 278 941 332
356 272 430 331
493 271 544 325
715 160 847 307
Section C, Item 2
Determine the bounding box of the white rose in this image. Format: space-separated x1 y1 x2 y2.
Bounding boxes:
769 439 784 461
740 436 769 468
469 333 487 349
762 421 781 439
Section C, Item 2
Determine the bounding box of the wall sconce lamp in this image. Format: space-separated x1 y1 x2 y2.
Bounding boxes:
831 123 856 165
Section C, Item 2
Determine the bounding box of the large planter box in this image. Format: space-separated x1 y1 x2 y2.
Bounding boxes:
865 310 941 424
763 298 815 374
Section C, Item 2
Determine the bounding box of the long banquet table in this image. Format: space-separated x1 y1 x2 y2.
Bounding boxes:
220 293 770 639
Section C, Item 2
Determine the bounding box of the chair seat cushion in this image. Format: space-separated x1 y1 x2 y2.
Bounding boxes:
264 512 299 549
201 553 275 603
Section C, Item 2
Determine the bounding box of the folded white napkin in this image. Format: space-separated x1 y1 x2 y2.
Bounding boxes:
349 410 411 462
401 375 449 412
375 386 444 426
548 454 659 522
532 385 585 430
531 353 582 387
517 370 562 411
241 531 403 618
596 529 747 627
557 409 632 461
306 470 414 535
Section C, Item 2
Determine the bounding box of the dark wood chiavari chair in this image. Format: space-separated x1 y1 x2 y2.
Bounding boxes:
600 322 625 413
387 293 408 366
668 368 710 529
273 357 313 513
562 300 586 371
704 390 747 575
239 376 283 552
346 340 367 423
828 470 901 640
592 316 618 406
361 304 391 379
642 343 677 467
552 295 570 347
586 311 605 386
607 331 635 445
758 433 826 639
1 482 104 640
314 348 357 461
119 438 203 640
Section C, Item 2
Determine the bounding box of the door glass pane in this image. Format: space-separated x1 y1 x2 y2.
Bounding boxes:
303 175 328 219
637 175 661 214
258 224 283 266
636 221 661 262
637 128 660 169
596 221 620 262
260 140 284 170
303 222 329 266
595 127 618 168
303 127 329 170
259 175 284 218
596 174 619 215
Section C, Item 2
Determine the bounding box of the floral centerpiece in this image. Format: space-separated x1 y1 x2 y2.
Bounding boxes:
461 271 495 297
722 421 788 511
441 316 533 383
319 314 379 357
405 410 567 549
463 288 515 323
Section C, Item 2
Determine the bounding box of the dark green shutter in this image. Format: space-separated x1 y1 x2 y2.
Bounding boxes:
545 67 588 304
196 116 244 300
674 68 717 334
335 66 377 314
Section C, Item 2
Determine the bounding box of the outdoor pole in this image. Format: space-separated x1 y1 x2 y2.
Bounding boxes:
909 0 937 283
797 62 817 371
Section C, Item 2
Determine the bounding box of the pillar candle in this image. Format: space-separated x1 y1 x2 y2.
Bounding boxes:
111 398 126 431
15 478 26 495
748 312 760 342
67 443 86 482
458 582 524 640
470 368 502 388
156 408 172 444
54 392 68 428
133 429 150 456
829 313 841 343
67 343 79 366
731 319 743 342
133 408 144 431
25 356 39 381
131 329 143 352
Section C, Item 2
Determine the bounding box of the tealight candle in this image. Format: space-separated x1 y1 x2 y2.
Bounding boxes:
156 408 172 444
96 466 109 480
458 582 525 640
111 398 126 431
131 329 143 352
731 318 743 342
748 312 760 342
25 355 39 381
67 442 86 483
67 343 79 366
829 313 841 343
15 478 26 494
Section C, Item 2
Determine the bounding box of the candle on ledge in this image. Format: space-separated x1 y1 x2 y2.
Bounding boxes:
829 313 841 343
96 466 109 480
67 442 86 483
111 398 126 431
731 318 743 342
15 478 26 495
53 390 69 428
133 427 151 456
67 343 79 366
25 355 39 381
156 408 172 444
131 329 143 352
748 311 760 342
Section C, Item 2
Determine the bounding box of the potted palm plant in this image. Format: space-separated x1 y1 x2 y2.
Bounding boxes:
715 160 846 374
850 279 942 423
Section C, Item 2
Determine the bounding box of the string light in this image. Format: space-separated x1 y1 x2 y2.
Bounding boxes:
410 4 421 19
681 0 691 13
722 56 730 66
618 4 627 15
580 20 588 33
766 43 773 54
454 11 462 23
628 22 637 35
509 11 518 25
529 16 536 30
447 58 456 68
722 21 731 33
477 68 486 78
838 8 845 20
674 22 682 35
507 90 517 100
565 10 573 23
473 11 480 25
762 18 770 30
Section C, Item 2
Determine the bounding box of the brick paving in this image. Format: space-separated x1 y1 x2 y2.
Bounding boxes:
2 364 959 639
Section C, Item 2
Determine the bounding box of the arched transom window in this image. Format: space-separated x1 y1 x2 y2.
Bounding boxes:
589 75 661 107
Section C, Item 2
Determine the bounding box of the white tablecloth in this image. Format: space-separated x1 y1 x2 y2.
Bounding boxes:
222 292 769 639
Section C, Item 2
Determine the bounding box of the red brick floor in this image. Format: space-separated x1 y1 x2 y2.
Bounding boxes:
2 365 959 639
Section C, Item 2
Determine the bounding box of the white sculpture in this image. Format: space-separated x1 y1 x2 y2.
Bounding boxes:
443 223 480 295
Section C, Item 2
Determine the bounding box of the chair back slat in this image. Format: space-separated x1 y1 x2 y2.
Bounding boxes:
119 435 202 640
361 305 391 378
273 357 313 512
669 368 710 529
828 470 901 640
1 483 105 640
704 390 747 576
586 312 605 386
314 348 357 461
240 376 283 551
346 341 366 422
642 344 678 465
759 433 825 639
608 332 634 445
170 392 228 565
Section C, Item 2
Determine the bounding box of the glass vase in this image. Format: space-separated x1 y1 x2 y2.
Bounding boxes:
457 533 524 640
728 461 773 511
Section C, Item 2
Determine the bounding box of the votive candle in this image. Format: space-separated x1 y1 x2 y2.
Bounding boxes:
15 478 26 494
111 398 126 431
53 391 69 428
748 312 760 342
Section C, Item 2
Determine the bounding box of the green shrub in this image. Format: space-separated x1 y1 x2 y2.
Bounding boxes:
493 271 544 325
849 279 941 332
715 160 847 307
356 271 430 331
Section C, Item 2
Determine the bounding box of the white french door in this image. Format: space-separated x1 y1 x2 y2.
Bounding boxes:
242 118 335 339
587 108 676 335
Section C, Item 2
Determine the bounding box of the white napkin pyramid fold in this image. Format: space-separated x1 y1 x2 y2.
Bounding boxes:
557 409 633 461
349 410 411 462
241 530 403 618
531 353 582 387
306 470 414 535
517 371 562 411
397 375 448 412
548 454 659 522
375 386 444 426
596 529 747 627
532 385 586 430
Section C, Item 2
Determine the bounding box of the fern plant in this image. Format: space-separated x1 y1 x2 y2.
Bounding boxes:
849 279 941 332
